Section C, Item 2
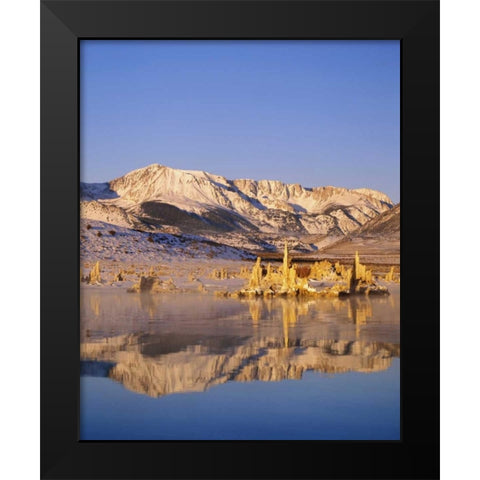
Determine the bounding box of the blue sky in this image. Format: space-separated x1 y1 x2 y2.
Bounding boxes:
80 40 400 202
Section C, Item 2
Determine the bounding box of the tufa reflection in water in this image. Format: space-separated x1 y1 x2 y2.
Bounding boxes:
80 290 399 398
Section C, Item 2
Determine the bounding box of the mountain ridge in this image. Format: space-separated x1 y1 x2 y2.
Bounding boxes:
81 163 394 239
321 203 400 257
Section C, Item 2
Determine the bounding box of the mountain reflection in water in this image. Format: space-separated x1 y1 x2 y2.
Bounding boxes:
80 288 400 398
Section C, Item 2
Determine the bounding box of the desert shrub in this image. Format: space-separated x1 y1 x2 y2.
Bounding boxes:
96 231 102 237
147 236 154 243
86 224 92 230
108 230 116 236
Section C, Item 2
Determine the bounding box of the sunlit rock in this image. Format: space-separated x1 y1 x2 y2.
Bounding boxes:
247 257 263 291
385 266 399 282
309 260 335 280
113 270 124 282
210 267 228 280
128 276 178 293
86 261 102 285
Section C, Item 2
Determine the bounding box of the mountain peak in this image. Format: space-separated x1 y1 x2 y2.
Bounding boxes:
83 163 394 237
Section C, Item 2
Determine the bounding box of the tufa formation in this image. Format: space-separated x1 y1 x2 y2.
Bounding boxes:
231 244 389 298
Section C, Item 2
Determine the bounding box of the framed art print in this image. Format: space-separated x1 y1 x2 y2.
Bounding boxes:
41 1 439 479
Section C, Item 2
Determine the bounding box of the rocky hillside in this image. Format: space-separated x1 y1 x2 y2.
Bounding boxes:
355 203 400 237
321 204 400 258
81 164 394 238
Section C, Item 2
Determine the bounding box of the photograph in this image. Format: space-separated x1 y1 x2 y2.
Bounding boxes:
79 39 400 441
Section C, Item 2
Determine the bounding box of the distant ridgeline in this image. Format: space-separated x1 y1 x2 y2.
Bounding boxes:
80 164 395 246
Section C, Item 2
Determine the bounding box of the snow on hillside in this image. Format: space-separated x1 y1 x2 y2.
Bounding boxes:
320 204 400 257
80 201 148 230
355 203 400 237
80 219 255 265
80 182 119 201
81 163 394 237
352 188 393 205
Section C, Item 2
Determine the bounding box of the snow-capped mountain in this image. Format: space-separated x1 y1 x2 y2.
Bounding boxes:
81 163 393 238
355 203 400 238
321 204 400 257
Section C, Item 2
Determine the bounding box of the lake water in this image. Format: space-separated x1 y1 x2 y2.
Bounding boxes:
80 287 400 440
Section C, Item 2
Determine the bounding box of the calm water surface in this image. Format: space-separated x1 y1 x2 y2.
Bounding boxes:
80 287 400 440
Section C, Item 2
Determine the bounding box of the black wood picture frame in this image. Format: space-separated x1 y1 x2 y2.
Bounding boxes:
41 1 439 478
